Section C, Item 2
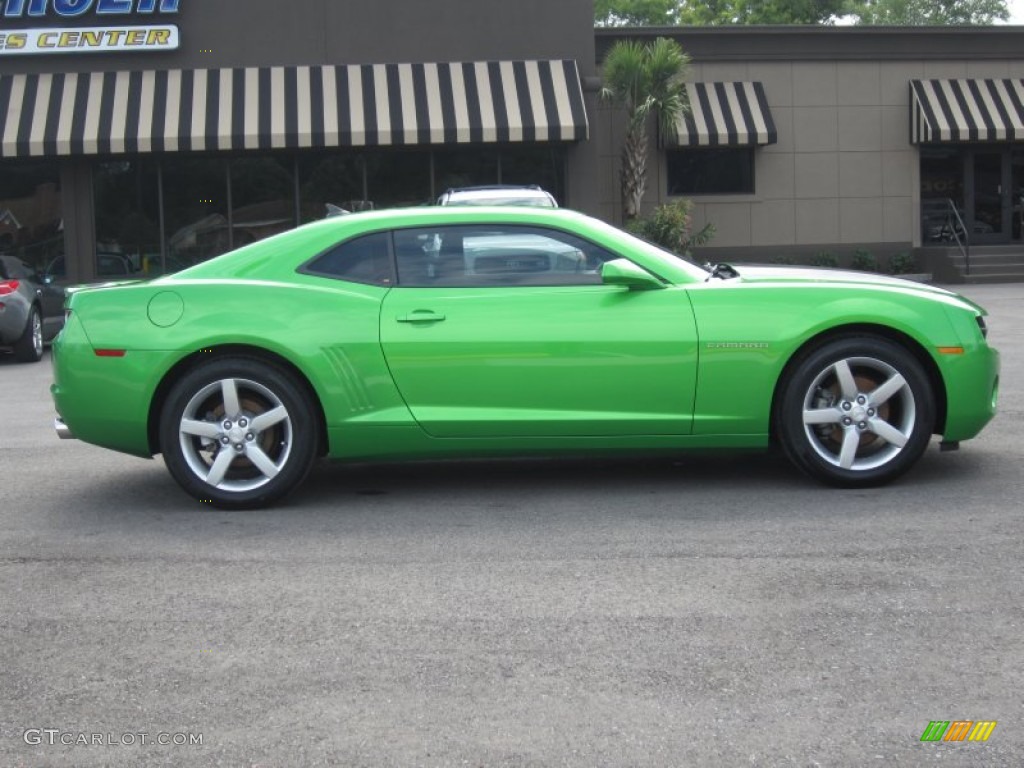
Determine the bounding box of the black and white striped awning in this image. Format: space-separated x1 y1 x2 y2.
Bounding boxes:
0 60 589 159
666 82 777 147
911 79 1024 144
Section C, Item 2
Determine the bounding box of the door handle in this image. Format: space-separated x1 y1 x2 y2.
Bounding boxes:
396 310 446 323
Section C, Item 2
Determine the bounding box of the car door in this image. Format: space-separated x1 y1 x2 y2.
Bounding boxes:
379 223 699 438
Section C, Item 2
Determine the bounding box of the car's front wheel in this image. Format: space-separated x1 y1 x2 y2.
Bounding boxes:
13 306 43 362
775 336 936 487
159 357 318 509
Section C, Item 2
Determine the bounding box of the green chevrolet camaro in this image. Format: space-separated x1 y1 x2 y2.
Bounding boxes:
51 207 999 508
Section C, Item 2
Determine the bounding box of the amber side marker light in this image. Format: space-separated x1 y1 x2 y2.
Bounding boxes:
94 349 126 357
937 346 965 355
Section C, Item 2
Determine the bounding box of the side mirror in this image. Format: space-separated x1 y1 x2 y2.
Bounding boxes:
600 258 665 290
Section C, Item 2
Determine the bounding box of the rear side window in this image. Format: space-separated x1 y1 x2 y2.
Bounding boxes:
0 257 27 280
301 232 393 286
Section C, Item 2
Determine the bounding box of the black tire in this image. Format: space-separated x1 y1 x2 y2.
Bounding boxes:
13 305 43 362
159 357 318 509
775 336 935 487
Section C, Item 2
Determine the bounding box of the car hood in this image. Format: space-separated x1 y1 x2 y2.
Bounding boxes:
733 264 946 293
724 264 985 314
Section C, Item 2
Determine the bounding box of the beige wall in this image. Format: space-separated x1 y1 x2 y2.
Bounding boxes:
595 51 1024 258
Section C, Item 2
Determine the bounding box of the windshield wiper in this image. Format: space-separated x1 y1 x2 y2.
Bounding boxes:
703 262 740 280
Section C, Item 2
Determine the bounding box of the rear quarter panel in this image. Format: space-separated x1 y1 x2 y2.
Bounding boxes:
60 278 414 453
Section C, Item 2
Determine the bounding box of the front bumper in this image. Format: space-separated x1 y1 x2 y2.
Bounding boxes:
940 343 1000 442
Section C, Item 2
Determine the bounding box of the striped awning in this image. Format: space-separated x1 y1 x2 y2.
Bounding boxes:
667 82 776 147
911 79 1024 144
0 60 589 159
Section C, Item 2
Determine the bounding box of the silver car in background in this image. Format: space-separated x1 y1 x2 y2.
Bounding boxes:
0 255 64 363
436 185 558 208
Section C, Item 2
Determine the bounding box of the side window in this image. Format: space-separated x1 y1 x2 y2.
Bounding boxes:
667 147 755 196
6 258 28 280
393 225 617 287
301 232 393 286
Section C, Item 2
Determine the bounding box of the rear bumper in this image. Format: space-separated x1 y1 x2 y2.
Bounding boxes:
0 299 30 345
50 312 174 458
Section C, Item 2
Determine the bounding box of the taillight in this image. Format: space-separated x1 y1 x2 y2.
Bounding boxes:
0 279 19 296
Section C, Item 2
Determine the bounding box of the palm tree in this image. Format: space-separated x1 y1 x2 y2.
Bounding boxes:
600 37 690 222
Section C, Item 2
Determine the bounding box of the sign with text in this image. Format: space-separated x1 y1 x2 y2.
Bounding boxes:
0 0 180 56
0 24 177 53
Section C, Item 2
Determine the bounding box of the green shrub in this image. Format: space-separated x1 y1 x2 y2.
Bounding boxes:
850 249 878 272
889 252 918 275
809 251 838 268
770 254 797 265
627 200 716 256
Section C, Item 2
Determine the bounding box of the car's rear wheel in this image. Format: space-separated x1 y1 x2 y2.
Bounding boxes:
776 336 935 487
13 306 43 362
159 357 318 509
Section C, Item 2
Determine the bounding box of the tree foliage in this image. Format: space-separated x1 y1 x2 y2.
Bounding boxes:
677 0 847 24
596 0 679 26
849 0 1008 24
595 0 1009 25
626 200 715 256
600 38 690 220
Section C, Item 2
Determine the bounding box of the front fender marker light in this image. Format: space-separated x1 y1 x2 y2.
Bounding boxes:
94 349 126 357
937 346 965 355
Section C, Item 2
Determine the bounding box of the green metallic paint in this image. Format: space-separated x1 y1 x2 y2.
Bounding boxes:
684 278 970 436
380 283 698 437
51 206 999 470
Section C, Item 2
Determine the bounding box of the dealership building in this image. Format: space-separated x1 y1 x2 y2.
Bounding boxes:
2 0 1024 282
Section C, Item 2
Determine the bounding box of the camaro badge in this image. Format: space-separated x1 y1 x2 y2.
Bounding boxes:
706 342 769 349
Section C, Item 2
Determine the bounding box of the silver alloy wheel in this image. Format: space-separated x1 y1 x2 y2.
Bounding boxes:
800 356 916 471
31 310 43 357
177 377 293 492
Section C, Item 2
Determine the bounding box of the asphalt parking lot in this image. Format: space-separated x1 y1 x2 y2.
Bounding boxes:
1 283 1021 767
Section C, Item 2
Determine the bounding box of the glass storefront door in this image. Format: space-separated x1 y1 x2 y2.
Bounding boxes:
971 150 1008 243
923 147 1024 245
1012 148 1024 242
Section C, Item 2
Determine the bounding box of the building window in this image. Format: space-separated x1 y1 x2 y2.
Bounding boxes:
298 153 366 223
499 146 566 204
229 157 297 248
434 148 500 195
666 147 755 196
0 161 63 277
93 160 160 276
162 156 231 270
365 150 433 209
86 145 569 277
